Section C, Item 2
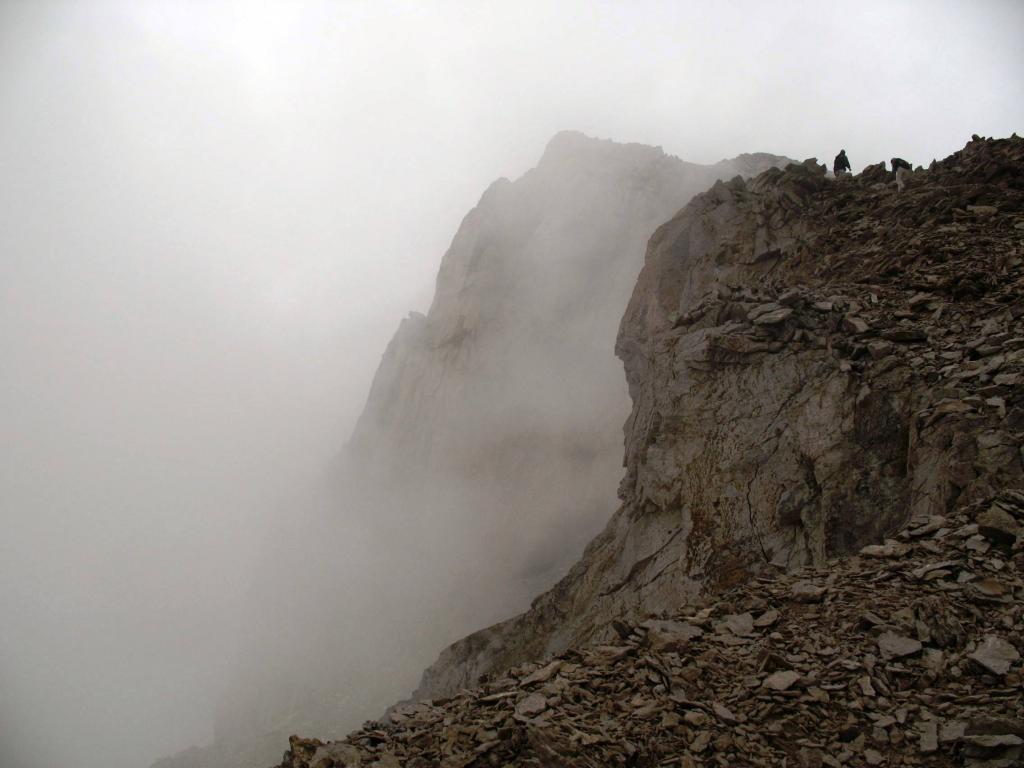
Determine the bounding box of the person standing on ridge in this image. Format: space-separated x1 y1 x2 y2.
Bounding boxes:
891 157 913 193
833 149 851 176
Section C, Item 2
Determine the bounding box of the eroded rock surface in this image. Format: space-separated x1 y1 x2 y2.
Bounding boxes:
414 135 1024 701
347 132 794 610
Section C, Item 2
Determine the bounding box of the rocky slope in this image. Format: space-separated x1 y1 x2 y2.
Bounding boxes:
152 133 791 768
412 136 1024 702
278 488 1024 767
274 135 1024 767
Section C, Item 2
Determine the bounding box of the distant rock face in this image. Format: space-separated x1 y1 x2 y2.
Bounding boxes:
415 136 1024 700
348 132 793 609
152 133 792 768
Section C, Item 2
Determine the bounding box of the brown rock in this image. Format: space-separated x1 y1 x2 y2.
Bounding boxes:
969 635 1020 675
878 632 922 660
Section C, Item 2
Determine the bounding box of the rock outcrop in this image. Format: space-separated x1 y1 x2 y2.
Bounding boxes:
152 133 792 768
347 132 793 612
412 136 1024 703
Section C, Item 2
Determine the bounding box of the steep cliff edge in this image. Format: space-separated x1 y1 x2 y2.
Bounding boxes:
152 133 792 768
346 132 793 610
412 135 1024 701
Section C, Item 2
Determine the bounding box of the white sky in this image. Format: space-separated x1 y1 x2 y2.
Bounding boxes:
0 2 1021 767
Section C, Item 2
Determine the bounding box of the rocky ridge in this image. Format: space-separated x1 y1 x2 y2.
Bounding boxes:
414 136 1024 701
278 488 1024 767
275 136 1024 768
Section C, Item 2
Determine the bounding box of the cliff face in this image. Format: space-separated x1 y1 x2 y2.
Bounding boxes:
347 133 793 609
153 133 792 768
414 136 1024 701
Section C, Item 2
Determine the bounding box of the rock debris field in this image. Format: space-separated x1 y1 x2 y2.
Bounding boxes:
280 488 1022 767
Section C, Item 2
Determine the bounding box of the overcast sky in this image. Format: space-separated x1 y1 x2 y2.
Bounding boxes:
1 2 1021 767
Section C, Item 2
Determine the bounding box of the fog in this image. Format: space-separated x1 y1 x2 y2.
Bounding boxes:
1 2 1021 768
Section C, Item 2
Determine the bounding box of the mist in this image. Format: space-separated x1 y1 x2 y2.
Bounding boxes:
1 2 1021 768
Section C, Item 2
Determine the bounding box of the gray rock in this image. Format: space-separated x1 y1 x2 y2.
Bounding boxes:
520 660 563 686
919 719 939 753
860 540 909 558
751 305 794 325
311 743 364 766
791 582 827 603
843 315 870 334
878 631 922 660
515 692 548 717
969 635 1020 675
977 506 1021 545
762 670 801 691
716 612 755 636
642 620 703 651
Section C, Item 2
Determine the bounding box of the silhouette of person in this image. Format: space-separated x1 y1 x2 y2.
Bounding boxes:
892 157 913 192
833 149 851 176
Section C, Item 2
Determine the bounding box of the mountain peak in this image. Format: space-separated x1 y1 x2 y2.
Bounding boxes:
538 130 669 170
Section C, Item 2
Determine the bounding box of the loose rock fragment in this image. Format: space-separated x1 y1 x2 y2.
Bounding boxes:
969 635 1020 675
514 693 547 717
791 581 827 603
878 631 922 660
762 670 801 691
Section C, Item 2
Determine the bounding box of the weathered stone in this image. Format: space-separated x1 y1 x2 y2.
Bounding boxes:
310 743 364 766
791 582 827 603
882 327 928 342
843 315 871 334
716 612 755 637
860 540 909 558
878 631 922 660
642 620 703 651
919 719 939 753
514 692 548 717
969 635 1020 675
966 204 998 216
712 702 738 724
977 506 1021 545
751 304 794 325
762 670 801 691
520 660 563 686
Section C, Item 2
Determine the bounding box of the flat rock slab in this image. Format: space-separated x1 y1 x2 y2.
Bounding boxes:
716 612 755 637
969 635 1020 675
878 631 922 660
514 692 548 717
762 670 801 691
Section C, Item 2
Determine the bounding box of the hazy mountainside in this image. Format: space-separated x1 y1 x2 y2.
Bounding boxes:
346 131 792 609
275 135 1024 767
152 133 791 768
412 136 1024 699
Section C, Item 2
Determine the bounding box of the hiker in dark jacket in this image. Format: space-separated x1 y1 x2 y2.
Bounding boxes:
892 157 913 193
834 149 851 176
